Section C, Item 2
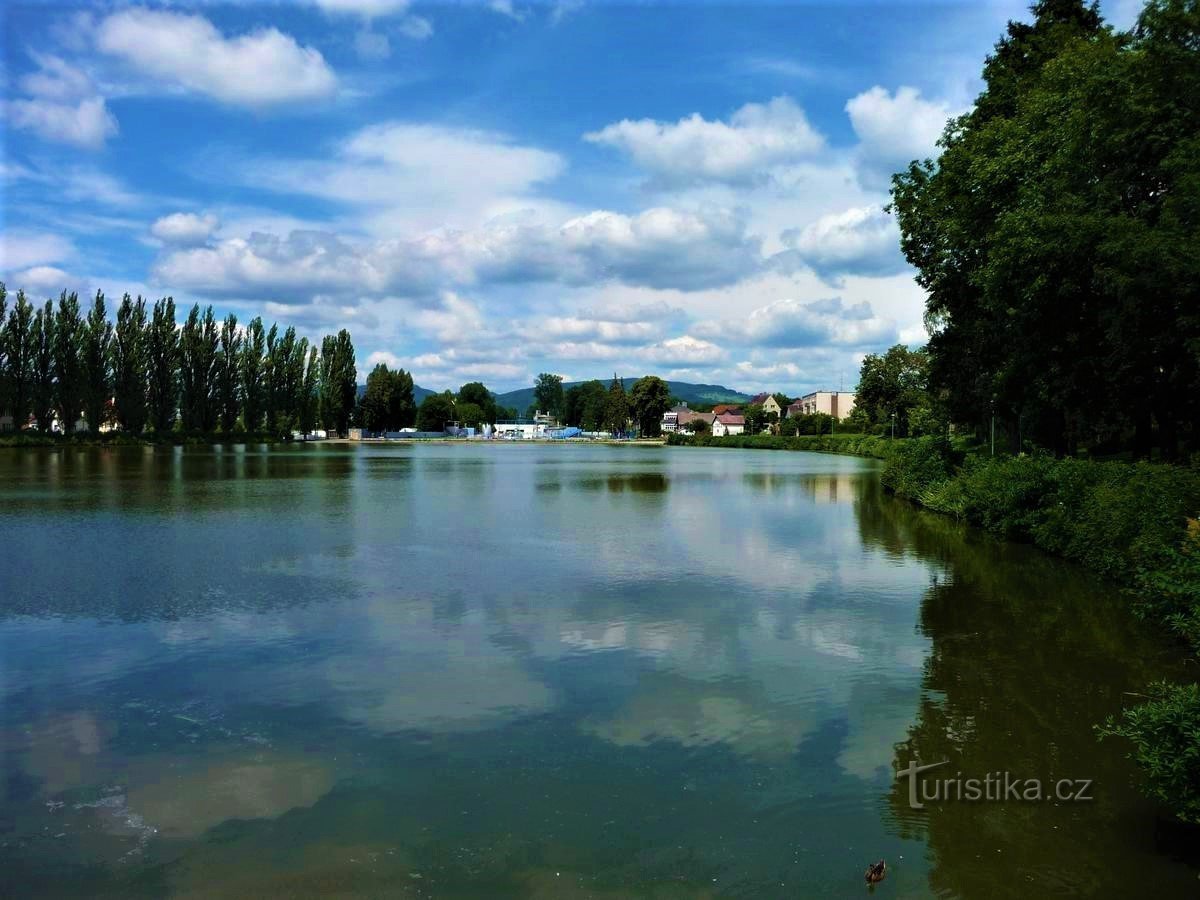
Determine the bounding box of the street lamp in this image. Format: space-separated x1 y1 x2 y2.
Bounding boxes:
990 397 996 457
891 411 896 440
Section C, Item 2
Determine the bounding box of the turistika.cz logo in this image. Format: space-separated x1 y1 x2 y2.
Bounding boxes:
896 760 1094 810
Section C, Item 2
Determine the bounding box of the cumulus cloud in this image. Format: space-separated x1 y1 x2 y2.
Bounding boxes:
8 266 77 296
845 86 955 189
0 232 75 270
585 96 824 184
152 206 763 300
695 296 895 349
7 53 117 149
150 212 219 247
778 205 905 282
96 8 337 107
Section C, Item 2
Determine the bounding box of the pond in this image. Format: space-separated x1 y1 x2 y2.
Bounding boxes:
0 443 1194 897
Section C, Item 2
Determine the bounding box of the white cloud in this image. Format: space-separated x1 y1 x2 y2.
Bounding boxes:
96 8 337 107
354 29 392 60
150 212 219 247
313 0 410 16
695 296 895 350
153 205 762 299
19 52 94 101
585 96 825 184
7 96 118 149
8 266 76 296
489 0 528 21
0 232 75 270
779 205 905 281
845 86 955 189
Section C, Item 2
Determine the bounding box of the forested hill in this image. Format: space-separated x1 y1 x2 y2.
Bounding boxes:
494 379 749 414
357 378 748 412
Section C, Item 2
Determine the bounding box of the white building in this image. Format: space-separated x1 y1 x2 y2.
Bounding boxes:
712 413 745 436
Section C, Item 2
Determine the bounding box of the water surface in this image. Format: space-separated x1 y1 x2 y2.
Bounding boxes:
0 443 1194 897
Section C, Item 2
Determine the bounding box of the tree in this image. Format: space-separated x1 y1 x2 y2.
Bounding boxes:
0 284 7 424
179 304 219 432
112 294 149 434
683 418 709 434
360 363 416 432
744 404 768 435
4 289 34 430
605 374 629 435
630 375 671 437
264 323 281 434
772 392 792 413
300 345 320 434
416 391 455 432
53 291 85 435
30 300 55 432
216 313 241 433
457 381 496 425
455 402 485 429
533 373 564 417
147 297 179 434
80 291 113 434
240 317 266 432
856 345 930 437
319 329 356 436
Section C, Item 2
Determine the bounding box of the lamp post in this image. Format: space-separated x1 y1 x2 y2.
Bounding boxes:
891 411 896 440
990 397 996 457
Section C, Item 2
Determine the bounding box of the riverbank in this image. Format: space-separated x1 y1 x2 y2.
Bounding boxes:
665 431 897 458
881 437 1200 824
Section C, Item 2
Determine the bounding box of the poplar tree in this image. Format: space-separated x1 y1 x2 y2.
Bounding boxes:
147 297 179 435
179 304 219 432
319 329 357 435
53 292 85 435
239 317 266 432
30 300 55 432
4 289 34 430
216 313 241 433
112 294 149 434
81 291 113 434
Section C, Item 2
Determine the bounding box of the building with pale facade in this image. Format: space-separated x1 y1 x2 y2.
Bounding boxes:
788 391 856 420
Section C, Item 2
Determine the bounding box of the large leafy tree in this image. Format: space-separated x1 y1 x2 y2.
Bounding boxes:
112 294 149 434
147 297 179 434
4 289 34 430
856 345 930 436
630 375 671 437
53 291 85 435
891 0 1200 457
300 345 320 434
30 300 55 432
532 373 564 417
360 363 415 432
416 391 455 432
457 381 495 425
0 285 7 423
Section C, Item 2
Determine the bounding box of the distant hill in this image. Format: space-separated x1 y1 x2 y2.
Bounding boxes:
359 379 748 412
493 379 749 414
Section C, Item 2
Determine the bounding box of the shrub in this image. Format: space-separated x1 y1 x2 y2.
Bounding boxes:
1098 681 1200 825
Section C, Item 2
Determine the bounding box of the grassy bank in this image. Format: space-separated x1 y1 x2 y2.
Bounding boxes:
882 438 1200 823
665 431 899 459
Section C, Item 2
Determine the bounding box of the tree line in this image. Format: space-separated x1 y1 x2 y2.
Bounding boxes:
0 284 357 437
891 0 1200 458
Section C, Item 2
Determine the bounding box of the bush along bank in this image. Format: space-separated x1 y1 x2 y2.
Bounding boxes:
665 431 899 459
882 437 1200 824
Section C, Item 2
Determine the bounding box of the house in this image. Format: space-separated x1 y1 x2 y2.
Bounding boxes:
788 391 857 420
661 402 691 433
712 413 745 436
711 403 742 416
761 395 783 419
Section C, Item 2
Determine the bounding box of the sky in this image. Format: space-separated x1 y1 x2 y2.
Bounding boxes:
0 0 1142 394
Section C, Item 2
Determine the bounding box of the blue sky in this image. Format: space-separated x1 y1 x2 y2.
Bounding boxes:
1 0 1140 393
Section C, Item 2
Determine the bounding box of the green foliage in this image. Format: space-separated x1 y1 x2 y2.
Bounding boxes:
605 374 629 434
416 392 455 432
457 381 496 425
532 373 564 417
30 300 55 432
146 297 179 435
856 344 930 435
81 292 113 435
666 431 897 459
318 329 356 436
53 291 85 435
112 295 148 435
630 375 671 436
360 363 416 432
239 317 266 432
1098 681 1200 825
179 304 218 433
216 314 241 433
3 289 34 430
562 379 607 430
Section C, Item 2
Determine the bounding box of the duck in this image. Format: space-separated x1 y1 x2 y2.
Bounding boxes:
865 859 887 885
